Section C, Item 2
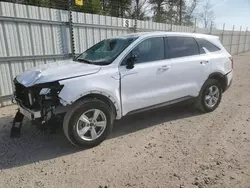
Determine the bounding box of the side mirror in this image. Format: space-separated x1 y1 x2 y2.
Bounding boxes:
126 54 137 69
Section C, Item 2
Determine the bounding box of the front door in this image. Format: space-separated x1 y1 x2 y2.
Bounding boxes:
119 37 172 115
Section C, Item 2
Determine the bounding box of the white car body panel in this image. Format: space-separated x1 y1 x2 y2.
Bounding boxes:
58 64 122 118
16 60 101 87
226 71 233 85
14 32 233 120
168 54 211 99
119 59 172 115
208 51 233 74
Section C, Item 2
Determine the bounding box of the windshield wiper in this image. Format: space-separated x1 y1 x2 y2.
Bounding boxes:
75 58 111 66
75 58 93 64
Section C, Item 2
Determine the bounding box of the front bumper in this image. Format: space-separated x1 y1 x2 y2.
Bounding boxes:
15 99 41 120
224 70 233 91
10 101 41 138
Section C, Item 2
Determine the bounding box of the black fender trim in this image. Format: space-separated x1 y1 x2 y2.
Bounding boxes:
208 72 228 92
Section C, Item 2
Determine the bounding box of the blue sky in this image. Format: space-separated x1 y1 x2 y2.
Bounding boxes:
202 0 250 30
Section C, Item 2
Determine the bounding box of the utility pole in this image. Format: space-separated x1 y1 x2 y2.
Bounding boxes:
179 0 182 25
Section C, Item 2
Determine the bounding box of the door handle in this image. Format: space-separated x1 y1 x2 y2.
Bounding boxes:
200 60 209 65
158 65 170 71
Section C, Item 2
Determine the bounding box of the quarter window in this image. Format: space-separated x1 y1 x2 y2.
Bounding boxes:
196 38 221 53
132 37 164 63
167 37 199 58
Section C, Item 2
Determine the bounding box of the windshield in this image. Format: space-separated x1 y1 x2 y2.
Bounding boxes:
75 37 138 65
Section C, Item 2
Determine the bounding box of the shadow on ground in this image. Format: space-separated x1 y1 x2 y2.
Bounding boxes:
0 104 201 169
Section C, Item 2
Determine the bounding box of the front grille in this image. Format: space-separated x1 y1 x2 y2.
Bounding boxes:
14 78 62 110
14 80 26 101
14 79 36 108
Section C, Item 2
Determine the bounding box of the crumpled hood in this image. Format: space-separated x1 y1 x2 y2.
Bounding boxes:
16 60 101 87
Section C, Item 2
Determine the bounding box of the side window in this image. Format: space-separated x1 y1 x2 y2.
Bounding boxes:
132 37 164 63
167 37 199 58
196 38 221 54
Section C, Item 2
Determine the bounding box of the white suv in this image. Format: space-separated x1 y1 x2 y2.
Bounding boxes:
12 32 233 147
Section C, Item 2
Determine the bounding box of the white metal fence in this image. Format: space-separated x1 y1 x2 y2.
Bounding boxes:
0 1 250 106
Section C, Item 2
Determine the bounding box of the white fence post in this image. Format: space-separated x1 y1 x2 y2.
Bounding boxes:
237 26 242 55
221 23 225 45
244 27 248 52
193 18 196 33
230 25 235 54
209 21 213 34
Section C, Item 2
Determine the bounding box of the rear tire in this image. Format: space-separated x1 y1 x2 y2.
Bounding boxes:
63 98 114 148
196 79 222 113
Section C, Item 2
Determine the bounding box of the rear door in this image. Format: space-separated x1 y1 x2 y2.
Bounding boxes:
166 36 211 98
195 37 232 73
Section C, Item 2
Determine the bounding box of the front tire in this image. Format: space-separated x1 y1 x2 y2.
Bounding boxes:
196 79 222 113
63 98 114 148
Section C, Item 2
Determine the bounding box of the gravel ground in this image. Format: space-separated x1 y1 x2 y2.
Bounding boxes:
0 52 250 188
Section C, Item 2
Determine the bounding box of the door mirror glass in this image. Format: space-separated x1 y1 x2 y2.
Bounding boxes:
126 54 137 69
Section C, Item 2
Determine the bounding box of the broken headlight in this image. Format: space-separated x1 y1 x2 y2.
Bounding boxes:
31 82 64 109
39 88 51 95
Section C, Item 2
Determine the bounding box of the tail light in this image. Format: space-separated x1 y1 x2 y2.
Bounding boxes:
229 57 234 69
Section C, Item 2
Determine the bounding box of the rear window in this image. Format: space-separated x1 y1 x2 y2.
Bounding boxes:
196 38 221 54
167 37 200 58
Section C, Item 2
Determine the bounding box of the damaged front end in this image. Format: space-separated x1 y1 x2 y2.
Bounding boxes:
11 78 64 137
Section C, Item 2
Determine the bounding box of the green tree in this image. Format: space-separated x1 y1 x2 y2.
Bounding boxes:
149 0 197 25
148 0 178 23
102 0 132 17
126 0 150 20
149 0 167 22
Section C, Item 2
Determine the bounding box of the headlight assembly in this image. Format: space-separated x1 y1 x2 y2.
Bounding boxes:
39 88 51 95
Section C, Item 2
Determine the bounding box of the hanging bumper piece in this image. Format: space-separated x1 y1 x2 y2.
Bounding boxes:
10 110 24 138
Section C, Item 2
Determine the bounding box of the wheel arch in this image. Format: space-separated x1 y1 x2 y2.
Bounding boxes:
208 72 227 92
68 91 121 119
